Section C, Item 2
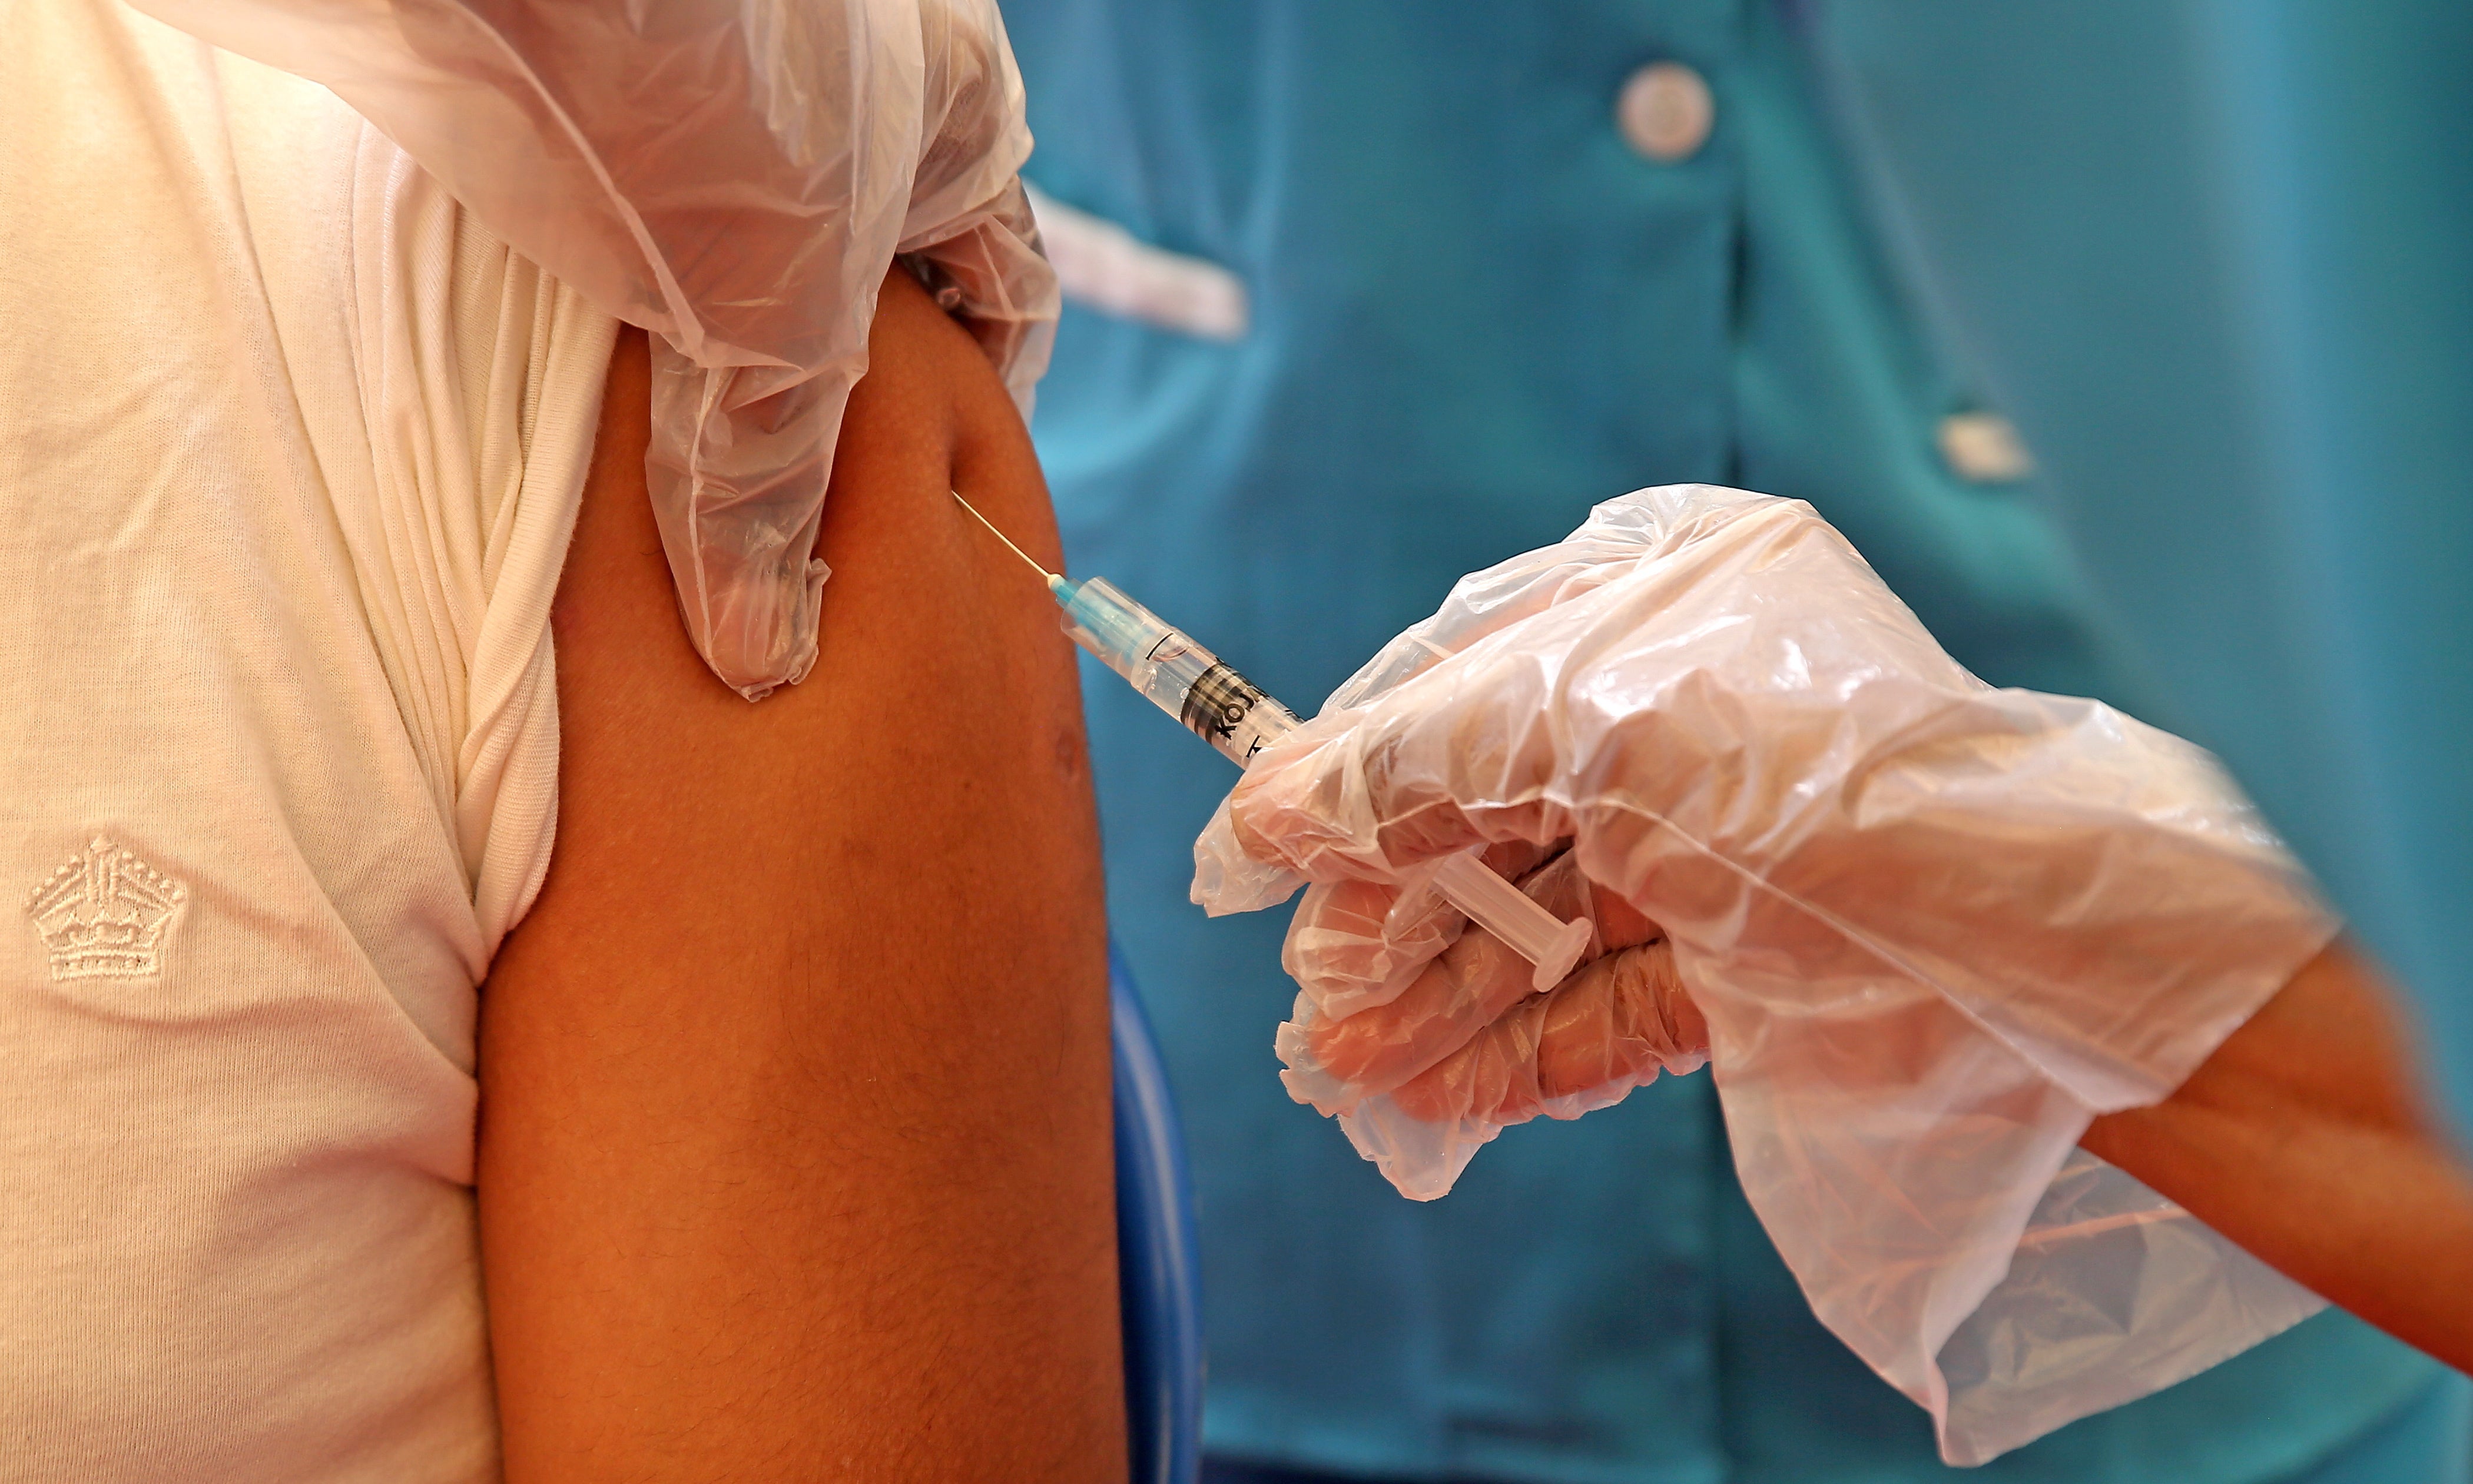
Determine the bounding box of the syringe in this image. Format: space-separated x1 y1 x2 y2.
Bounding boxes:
954 492 1593 992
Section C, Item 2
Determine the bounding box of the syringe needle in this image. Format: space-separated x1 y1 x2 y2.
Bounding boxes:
950 489 1061 586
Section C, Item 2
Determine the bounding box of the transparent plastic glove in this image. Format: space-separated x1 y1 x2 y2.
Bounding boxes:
1195 484 2337 1464
130 0 1059 697
1274 846 1708 1196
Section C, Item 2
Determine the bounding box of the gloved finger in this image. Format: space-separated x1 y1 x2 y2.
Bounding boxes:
1199 489 1858 915
1194 525 1670 914
1223 699 1569 887
1281 840 1555 1020
1282 906 1548 1111
1308 938 1698 1202
1282 850 1663 1107
1388 937 1706 1127
1215 566 1624 888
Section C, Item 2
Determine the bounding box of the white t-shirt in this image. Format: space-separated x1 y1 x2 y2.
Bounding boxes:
0 1 616 1475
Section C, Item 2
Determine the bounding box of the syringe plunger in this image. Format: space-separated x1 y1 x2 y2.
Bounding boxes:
1430 851 1595 992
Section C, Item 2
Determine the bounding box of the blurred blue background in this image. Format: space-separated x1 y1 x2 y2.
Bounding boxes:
1006 2 2473 1481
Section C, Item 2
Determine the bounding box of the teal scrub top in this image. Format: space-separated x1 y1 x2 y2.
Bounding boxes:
1005 2 2447 1480
1807 0 2473 1136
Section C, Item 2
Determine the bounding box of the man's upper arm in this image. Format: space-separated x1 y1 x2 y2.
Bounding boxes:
476 273 1125 1482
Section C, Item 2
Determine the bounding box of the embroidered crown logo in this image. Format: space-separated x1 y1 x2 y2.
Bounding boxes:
26 838 187 981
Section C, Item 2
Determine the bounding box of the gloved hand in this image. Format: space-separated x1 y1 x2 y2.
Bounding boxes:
131 0 1058 698
1268 844 1708 1193
1195 484 2335 1462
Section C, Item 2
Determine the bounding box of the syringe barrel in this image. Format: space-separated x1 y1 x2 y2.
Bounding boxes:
1058 572 1590 988
1056 576 1301 766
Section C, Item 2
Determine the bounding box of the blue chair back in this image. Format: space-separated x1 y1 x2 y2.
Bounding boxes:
1111 943 1204 1484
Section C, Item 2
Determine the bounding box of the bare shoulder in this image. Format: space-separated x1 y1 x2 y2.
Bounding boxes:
478 270 1123 1482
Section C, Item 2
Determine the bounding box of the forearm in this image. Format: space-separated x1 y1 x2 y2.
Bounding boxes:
478 275 1124 1480
2082 940 2473 1369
